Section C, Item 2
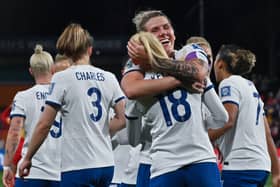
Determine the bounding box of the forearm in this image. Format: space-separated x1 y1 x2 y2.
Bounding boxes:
4 117 23 167
121 76 181 99
208 103 238 141
265 117 280 176
4 127 21 167
152 58 208 83
109 100 126 136
208 126 229 142
109 116 126 136
268 135 280 176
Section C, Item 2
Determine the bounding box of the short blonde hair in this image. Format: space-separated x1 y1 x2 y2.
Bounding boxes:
53 53 72 73
29 44 53 75
133 10 171 32
186 36 211 50
55 53 68 63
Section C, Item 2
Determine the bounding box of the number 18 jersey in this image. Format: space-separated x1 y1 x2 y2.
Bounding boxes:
123 61 217 178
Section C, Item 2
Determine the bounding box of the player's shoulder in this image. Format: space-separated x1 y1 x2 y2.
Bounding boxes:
85 65 117 79
220 75 242 87
123 59 142 75
14 85 43 98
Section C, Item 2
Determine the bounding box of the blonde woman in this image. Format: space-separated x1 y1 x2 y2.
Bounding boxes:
124 31 227 187
19 23 126 187
2 45 61 187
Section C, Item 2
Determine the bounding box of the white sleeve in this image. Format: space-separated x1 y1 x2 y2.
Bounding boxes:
123 59 142 75
109 73 126 107
10 92 26 118
203 78 228 129
219 79 241 106
46 73 66 108
125 99 142 147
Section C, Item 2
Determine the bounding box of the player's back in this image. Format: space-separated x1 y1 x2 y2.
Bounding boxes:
218 75 270 171
11 84 61 180
47 64 124 172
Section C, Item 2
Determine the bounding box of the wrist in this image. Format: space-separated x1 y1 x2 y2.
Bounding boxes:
3 165 12 171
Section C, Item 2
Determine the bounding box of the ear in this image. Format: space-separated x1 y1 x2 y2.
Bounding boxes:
51 64 56 74
87 46 93 56
216 59 224 70
29 67 33 76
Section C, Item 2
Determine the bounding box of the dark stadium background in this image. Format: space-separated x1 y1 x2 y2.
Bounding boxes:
0 0 279 105
0 1 279 186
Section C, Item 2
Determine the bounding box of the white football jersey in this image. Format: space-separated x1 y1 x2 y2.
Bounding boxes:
124 61 217 178
10 84 61 180
202 78 229 130
111 144 141 185
46 64 125 172
217 75 270 171
125 97 153 165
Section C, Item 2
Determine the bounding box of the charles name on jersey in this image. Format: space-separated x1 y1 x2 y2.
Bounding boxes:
75 71 105 81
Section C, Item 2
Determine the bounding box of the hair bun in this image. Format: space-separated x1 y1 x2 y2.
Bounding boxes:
34 44 43 54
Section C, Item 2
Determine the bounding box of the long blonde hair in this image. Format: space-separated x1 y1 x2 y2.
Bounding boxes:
130 31 168 65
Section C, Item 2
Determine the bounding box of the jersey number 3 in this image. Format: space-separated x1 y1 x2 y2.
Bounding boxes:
88 87 102 122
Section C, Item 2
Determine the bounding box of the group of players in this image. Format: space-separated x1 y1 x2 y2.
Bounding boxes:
2 9 280 187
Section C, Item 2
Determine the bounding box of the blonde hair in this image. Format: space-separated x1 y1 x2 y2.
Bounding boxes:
55 53 68 63
29 44 53 76
186 36 213 71
133 10 171 32
53 53 72 73
130 31 168 65
217 44 256 75
56 23 93 62
186 36 211 50
130 32 208 90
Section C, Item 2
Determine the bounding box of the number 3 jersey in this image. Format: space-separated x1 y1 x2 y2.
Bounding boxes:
217 75 270 171
10 84 61 181
46 64 125 172
124 61 217 178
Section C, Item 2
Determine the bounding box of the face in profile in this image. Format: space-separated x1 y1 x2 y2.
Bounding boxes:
213 54 223 83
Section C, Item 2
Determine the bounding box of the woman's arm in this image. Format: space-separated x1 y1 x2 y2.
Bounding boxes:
203 78 228 129
18 105 57 177
264 116 280 187
208 102 238 142
3 116 24 187
121 71 181 99
109 99 126 136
